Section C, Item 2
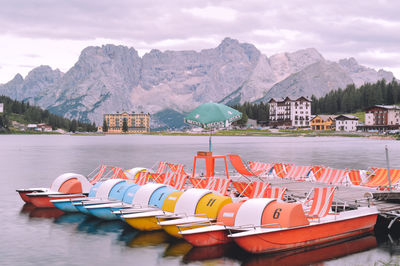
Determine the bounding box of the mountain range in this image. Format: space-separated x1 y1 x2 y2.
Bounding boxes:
0 38 395 129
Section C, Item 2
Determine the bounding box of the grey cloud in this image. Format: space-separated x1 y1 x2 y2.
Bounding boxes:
1 0 400 71
23 54 40 58
18 64 36 68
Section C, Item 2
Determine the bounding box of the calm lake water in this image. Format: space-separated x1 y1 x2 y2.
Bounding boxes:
1 134 400 266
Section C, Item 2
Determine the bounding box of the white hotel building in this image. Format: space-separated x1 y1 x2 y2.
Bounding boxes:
268 96 312 127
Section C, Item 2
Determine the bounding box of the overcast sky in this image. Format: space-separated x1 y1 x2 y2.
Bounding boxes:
0 0 399 83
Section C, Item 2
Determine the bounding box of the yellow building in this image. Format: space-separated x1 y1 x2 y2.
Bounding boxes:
310 115 336 130
104 112 150 133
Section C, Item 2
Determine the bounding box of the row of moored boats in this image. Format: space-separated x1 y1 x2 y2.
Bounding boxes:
17 153 379 254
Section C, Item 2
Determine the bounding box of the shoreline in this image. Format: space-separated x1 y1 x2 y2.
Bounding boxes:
1 129 399 140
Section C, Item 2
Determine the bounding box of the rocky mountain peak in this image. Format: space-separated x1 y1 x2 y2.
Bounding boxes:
9 73 24 84
25 65 63 82
338 57 394 87
217 37 240 49
216 37 260 64
268 48 324 82
338 57 363 73
80 44 139 60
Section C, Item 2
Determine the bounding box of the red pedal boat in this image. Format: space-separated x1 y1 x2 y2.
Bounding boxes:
24 173 92 208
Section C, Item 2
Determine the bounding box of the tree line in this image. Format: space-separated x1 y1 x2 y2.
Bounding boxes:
312 79 400 114
231 102 269 126
0 95 97 133
233 79 400 126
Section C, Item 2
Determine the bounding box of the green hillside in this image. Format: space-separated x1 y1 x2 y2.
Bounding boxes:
0 95 97 133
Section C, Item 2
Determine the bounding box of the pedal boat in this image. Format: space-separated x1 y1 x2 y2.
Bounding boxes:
228 204 379 254
121 190 184 231
179 200 246 246
72 179 130 214
85 183 177 220
25 173 92 208
156 188 232 238
51 179 125 213
50 181 104 212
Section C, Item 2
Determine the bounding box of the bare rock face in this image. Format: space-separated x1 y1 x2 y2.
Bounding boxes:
0 38 396 128
261 61 354 101
0 66 62 103
338 57 394 87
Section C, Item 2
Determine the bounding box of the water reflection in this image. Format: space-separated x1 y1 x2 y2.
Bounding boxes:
183 243 238 263
127 230 172 247
20 203 65 219
163 240 192 257
376 219 400 256
19 203 36 214
240 234 377 266
76 217 103 234
116 227 140 245
76 217 127 235
54 213 88 224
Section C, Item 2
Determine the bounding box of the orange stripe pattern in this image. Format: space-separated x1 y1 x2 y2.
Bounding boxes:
348 170 362 186
316 168 348 185
307 187 335 218
363 168 400 187
89 165 107 184
248 161 274 176
134 171 150 185
273 163 288 178
283 165 311 180
205 178 231 196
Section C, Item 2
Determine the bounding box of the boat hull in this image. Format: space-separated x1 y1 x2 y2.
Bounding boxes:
182 229 231 247
17 189 46 203
163 223 205 239
232 213 378 254
75 203 91 215
124 216 165 231
30 194 84 208
51 200 79 212
86 207 118 221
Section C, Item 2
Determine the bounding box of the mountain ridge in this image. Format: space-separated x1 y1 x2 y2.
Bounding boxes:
0 38 395 128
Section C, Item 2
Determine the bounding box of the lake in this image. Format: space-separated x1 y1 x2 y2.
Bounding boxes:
1 135 400 265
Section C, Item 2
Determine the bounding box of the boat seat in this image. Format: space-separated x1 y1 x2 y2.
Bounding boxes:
303 187 336 219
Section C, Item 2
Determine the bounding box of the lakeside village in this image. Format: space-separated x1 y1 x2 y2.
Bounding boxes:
1 96 400 136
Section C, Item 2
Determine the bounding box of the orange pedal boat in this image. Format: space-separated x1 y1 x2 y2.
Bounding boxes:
181 194 379 254
228 201 378 254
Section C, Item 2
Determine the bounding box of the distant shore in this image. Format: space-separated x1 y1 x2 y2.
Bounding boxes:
149 129 400 140
2 128 399 140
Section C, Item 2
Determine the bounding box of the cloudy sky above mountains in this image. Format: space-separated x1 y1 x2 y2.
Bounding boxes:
0 0 399 83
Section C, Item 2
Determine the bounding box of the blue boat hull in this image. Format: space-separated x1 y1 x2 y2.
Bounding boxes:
75 203 91 215
86 206 119 220
52 200 79 212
